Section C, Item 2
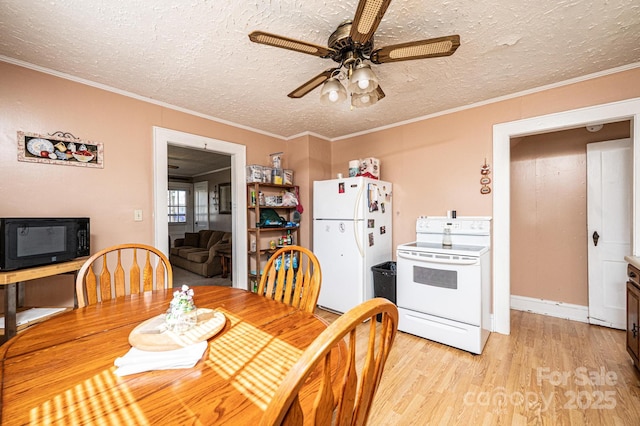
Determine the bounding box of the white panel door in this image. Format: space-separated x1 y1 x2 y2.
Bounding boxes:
314 219 364 313
587 139 632 329
194 181 209 232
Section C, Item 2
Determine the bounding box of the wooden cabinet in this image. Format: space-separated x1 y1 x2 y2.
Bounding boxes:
627 263 640 370
247 182 300 291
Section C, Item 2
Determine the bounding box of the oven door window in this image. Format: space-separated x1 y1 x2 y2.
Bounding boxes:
413 266 457 289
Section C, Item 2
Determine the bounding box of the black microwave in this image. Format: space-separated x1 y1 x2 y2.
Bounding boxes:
0 218 90 271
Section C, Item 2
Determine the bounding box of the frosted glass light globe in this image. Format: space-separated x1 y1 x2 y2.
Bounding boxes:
348 63 378 94
320 77 347 106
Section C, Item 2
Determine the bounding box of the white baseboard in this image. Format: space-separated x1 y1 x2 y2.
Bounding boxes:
510 295 589 323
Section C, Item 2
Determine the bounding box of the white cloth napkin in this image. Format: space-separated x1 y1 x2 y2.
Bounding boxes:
113 341 208 376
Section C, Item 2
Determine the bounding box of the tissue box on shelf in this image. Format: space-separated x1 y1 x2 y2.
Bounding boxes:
246 165 262 183
283 169 294 185
358 157 380 179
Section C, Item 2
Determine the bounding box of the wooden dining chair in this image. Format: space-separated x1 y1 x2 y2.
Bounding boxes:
75 243 173 308
260 297 398 426
257 245 322 314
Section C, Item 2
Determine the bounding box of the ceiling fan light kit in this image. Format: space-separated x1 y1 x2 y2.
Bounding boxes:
320 77 348 105
249 0 460 109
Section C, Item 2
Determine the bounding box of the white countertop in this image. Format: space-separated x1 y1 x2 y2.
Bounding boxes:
625 255 640 269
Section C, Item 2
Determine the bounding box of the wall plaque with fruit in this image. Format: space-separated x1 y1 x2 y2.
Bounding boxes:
17 130 103 168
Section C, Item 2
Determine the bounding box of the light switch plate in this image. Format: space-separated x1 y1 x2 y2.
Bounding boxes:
134 210 143 221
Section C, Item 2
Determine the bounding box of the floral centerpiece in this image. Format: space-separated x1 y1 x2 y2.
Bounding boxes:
165 285 198 333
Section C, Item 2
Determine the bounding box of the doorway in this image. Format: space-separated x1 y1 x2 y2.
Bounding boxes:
493 98 640 335
153 127 247 289
510 127 631 326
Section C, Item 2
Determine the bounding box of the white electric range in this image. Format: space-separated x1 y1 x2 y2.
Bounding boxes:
396 216 492 354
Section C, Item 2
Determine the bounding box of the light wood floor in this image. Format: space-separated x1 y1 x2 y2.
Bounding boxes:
315 308 640 425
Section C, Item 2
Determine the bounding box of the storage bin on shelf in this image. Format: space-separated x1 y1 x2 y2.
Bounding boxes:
272 168 284 185
246 165 262 182
262 166 273 183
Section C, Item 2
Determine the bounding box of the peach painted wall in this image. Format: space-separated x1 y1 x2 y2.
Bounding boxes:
2 60 640 308
285 135 311 246
330 68 640 267
286 134 332 248
0 62 285 254
511 122 630 305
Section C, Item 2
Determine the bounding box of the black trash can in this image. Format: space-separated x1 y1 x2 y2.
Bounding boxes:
371 261 397 322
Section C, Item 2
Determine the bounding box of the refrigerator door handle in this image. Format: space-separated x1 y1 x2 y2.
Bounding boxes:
354 184 364 257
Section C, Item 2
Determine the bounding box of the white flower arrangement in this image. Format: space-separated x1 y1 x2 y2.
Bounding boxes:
169 285 196 312
165 285 197 333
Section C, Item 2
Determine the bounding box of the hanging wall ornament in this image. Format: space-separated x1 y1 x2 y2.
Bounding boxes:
480 159 491 194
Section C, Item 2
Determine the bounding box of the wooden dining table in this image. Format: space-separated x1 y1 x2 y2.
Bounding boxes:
0 286 344 425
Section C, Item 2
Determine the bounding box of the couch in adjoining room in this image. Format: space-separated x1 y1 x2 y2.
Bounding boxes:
169 230 231 277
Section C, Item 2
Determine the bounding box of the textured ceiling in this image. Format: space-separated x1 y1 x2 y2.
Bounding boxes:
1 0 639 140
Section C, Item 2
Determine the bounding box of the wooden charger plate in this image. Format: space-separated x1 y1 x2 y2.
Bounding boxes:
129 308 226 351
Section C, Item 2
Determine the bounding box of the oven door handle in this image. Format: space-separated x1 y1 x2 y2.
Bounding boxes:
397 251 480 265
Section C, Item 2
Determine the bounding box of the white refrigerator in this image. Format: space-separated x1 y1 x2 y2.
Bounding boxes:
313 177 393 313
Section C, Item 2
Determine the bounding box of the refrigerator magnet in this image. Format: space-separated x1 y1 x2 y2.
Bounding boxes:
368 219 374 228
380 226 386 234
368 233 374 246
338 182 345 193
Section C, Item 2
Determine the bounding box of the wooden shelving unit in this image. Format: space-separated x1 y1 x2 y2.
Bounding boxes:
247 182 300 290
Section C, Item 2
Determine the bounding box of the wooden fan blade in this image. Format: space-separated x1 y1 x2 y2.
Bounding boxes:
375 85 385 100
249 31 335 58
288 69 337 99
370 35 461 64
350 0 392 45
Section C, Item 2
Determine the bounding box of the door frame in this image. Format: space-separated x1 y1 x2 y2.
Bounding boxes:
153 127 247 289
493 97 640 335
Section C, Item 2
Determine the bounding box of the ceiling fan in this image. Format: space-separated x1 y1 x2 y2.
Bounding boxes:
248 0 460 108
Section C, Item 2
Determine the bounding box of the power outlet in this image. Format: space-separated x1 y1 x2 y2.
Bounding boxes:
134 210 143 221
